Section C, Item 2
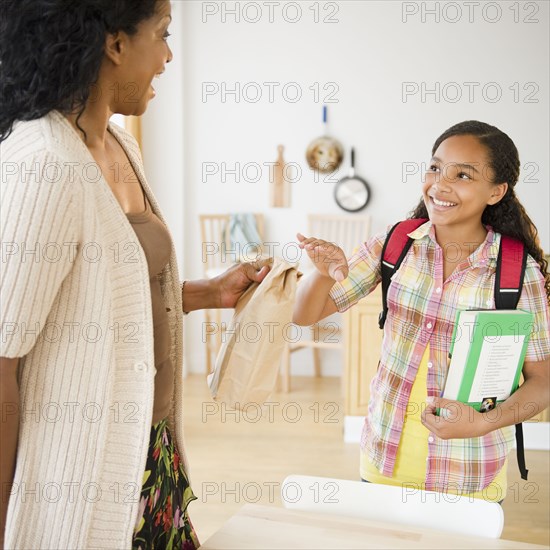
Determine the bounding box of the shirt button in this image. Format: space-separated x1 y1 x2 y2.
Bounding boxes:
427 362 433 369
134 362 147 372
435 287 441 294
428 436 435 443
426 322 433 329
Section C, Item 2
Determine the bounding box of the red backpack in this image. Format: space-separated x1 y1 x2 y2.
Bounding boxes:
378 218 529 480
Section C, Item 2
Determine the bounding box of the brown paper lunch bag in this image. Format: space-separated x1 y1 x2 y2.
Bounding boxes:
207 257 301 409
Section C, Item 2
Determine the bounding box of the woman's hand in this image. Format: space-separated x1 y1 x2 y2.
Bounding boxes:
297 233 348 282
214 260 270 309
421 396 488 439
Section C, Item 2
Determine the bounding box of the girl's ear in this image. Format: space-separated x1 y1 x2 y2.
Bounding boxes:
104 32 126 66
487 182 508 205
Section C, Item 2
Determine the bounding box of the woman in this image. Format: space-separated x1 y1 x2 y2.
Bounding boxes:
0 1 268 548
293 121 550 501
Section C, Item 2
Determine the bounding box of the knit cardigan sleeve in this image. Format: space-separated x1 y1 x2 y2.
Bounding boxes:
0 148 82 357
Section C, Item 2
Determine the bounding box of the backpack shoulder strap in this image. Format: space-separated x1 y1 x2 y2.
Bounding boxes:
378 218 428 329
495 234 529 480
495 234 528 309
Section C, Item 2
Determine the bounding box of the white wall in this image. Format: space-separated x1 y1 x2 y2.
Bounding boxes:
141 1 186 278
143 1 550 375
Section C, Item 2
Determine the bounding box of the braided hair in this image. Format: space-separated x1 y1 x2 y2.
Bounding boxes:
0 0 160 142
409 120 550 302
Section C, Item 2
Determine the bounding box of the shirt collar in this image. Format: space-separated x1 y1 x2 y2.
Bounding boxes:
407 220 432 240
407 219 500 267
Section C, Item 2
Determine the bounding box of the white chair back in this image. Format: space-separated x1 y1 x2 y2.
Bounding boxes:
199 213 264 278
307 214 370 258
199 214 230 277
281 475 504 539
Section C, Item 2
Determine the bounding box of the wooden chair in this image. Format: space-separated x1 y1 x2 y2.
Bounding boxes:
281 475 504 539
280 214 370 392
199 213 265 374
305 214 372 259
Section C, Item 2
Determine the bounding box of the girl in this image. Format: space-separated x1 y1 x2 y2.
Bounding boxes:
0 1 268 548
294 121 550 501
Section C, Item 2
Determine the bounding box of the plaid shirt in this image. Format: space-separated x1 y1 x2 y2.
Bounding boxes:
330 220 550 493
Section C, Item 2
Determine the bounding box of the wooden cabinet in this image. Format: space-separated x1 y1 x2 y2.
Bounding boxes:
343 287 383 416
343 286 548 422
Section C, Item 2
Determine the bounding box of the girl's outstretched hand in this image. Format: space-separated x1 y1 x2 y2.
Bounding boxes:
297 233 349 282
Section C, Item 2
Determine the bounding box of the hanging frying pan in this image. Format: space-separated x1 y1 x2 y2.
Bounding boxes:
306 105 344 173
334 148 371 212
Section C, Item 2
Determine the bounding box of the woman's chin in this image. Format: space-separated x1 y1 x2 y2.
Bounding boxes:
136 103 150 117
118 101 149 118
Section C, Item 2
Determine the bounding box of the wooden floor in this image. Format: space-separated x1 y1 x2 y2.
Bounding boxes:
182 374 550 547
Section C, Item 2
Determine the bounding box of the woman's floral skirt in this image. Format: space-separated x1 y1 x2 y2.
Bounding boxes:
132 417 199 549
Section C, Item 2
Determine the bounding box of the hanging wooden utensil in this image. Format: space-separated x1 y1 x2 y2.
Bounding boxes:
306 105 344 174
270 144 290 207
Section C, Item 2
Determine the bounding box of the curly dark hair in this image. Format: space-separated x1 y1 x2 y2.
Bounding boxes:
0 0 160 142
409 120 550 302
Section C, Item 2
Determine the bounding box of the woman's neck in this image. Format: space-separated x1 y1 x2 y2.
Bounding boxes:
63 100 113 149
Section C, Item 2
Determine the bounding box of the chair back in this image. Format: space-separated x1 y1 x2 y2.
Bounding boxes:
281 475 504 539
307 214 371 257
199 213 264 278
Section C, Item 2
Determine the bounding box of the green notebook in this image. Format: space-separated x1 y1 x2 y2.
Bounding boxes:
441 309 534 413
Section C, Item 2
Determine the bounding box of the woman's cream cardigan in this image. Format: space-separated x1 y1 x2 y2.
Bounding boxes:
1 110 188 549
